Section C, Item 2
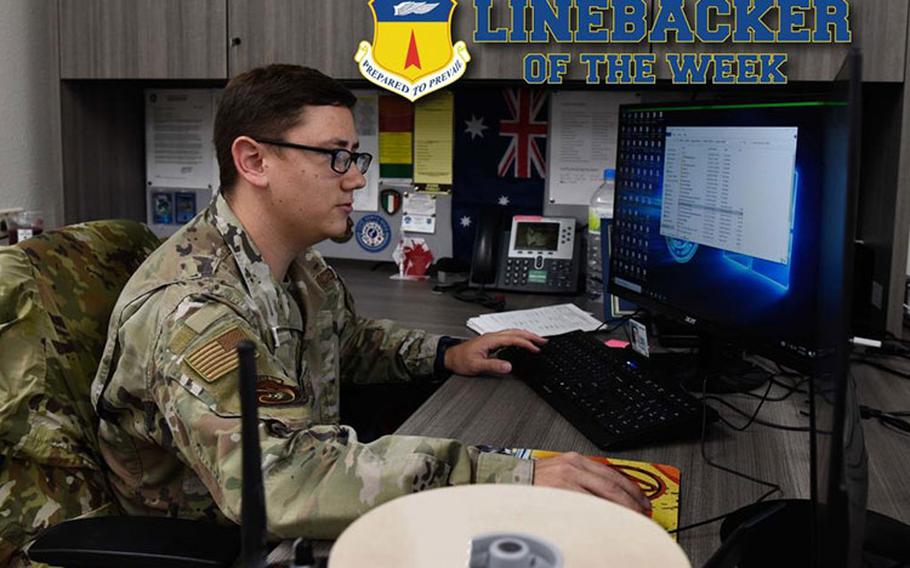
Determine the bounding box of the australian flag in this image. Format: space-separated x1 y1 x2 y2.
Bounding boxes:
452 87 549 260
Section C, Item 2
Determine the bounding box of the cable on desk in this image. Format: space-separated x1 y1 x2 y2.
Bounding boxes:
859 405 910 436
885 331 910 347
668 376 782 535
765 375 809 398
851 358 910 381
704 397 812 432
740 375 808 402
695 367 811 432
438 282 506 312
856 333 910 360
721 365 807 402
593 309 643 334
769 361 803 377
707 377 773 430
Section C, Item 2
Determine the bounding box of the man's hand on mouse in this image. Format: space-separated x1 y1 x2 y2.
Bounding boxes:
533 452 652 515
443 329 547 376
443 332 651 515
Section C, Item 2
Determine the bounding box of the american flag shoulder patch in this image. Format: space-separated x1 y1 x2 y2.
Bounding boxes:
185 326 250 383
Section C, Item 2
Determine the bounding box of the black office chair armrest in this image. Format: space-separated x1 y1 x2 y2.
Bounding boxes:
27 516 241 568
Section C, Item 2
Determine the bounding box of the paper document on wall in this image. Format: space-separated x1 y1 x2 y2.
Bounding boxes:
401 192 437 233
467 303 602 337
414 92 454 185
145 89 216 189
546 91 639 206
352 90 380 211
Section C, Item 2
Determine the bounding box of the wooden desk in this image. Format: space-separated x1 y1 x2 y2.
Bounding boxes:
333 259 910 567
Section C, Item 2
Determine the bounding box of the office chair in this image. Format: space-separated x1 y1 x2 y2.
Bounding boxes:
28 343 273 568
0 220 239 567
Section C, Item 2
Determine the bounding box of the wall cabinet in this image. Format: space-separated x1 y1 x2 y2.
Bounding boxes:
59 0 904 83
228 0 371 78
60 0 227 79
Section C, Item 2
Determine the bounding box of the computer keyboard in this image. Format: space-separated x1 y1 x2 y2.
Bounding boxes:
499 331 715 450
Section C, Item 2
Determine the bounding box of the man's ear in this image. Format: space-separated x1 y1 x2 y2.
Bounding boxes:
232 136 270 189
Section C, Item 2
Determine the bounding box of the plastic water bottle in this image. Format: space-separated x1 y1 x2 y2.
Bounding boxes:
586 168 616 304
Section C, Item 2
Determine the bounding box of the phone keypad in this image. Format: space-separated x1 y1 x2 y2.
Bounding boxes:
503 258 574 290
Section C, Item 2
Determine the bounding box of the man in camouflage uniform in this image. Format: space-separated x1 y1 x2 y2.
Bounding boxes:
91 65 649 540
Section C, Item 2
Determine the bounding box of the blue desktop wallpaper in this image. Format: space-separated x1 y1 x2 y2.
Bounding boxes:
611 103 841 355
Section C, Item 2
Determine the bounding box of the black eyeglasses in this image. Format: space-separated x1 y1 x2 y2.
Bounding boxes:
254 138 373 175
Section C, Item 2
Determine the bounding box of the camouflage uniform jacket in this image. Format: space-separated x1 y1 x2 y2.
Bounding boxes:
90 194 532 540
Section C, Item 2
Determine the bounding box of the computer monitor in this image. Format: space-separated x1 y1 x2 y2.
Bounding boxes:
608 93 855 376
615 51 908 568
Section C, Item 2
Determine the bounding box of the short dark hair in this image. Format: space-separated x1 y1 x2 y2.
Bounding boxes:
214 64 356 192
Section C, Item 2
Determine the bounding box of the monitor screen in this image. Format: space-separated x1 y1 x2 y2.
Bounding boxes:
609 99 850 370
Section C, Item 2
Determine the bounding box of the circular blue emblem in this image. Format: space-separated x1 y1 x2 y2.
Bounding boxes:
666 237 698 263
355 214 392 253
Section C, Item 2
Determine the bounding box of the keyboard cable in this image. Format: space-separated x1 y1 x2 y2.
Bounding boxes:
668 375 783 535
695 365 812 432
859 405 910 437
726 365 808 403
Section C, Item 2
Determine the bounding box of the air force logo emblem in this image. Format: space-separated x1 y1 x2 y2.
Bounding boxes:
355 0 470 102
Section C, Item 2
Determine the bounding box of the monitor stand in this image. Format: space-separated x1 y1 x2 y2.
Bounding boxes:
650 333 769 394
703 499 910 568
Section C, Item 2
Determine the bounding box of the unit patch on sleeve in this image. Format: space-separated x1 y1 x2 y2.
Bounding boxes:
257 377 306 406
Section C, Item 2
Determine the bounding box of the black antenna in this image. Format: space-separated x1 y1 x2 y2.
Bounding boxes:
237 340 268 568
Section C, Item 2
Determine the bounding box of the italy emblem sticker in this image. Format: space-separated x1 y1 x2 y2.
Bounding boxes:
355 0 471 102
380 188 403 215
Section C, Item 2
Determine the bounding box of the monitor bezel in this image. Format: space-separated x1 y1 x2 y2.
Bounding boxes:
813 48 866 568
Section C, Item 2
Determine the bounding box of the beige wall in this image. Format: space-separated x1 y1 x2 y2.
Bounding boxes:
0 0 62 228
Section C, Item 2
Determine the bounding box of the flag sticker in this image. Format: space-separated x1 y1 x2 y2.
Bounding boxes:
185 326 250 383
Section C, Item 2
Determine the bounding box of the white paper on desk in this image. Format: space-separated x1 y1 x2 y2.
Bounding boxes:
546 91 640 206
352 90 380 211
467 303 601 337
145 89 216 189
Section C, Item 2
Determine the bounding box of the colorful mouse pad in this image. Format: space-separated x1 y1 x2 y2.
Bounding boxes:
481 447 681 537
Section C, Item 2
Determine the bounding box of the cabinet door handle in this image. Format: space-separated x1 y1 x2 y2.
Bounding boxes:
230 37 242 47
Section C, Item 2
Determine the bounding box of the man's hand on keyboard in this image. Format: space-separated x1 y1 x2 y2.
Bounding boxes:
444 329 547 376
532 452 652 515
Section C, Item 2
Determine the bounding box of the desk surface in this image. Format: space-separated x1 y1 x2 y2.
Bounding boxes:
332 259 910 567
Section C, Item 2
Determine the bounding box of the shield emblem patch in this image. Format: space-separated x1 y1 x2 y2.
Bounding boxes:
355 0 471 101
380 189 403 215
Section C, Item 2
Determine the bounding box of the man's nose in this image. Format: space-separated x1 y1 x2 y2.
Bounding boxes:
343 166 367 191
